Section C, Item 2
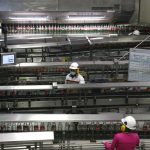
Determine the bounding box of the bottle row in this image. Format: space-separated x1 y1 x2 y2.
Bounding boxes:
0 89 148 99
0 121 121 132
0 121 150 133
0 86 150 97
2 24 150 34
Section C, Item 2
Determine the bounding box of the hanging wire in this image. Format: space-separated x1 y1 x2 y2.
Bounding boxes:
118 35 150 61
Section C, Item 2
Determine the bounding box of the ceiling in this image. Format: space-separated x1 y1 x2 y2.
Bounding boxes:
0 0 135 23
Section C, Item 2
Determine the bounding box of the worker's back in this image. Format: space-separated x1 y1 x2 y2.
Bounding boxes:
104 132 140 150
116 133 139 150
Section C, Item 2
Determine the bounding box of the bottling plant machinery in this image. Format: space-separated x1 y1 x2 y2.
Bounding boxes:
0 114 150 150
0 21 150 150
0 4 150 149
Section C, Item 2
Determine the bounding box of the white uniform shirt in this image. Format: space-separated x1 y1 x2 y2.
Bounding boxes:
65 73 85 84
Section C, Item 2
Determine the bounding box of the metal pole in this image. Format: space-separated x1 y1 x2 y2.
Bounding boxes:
39 142 43 150
138 0 141 24
35 142 37 150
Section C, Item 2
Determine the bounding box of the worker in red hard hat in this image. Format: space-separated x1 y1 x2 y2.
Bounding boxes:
103 116 140 150
65 62 85 84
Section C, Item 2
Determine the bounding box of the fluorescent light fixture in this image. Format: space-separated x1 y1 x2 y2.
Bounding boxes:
107 10 115 13
12 12 45 16
9 16 49 21
66 16 105 21
108 34 118 37
90 37 104 40
28 36 52 40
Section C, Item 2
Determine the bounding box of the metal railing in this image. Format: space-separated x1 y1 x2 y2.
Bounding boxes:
1 141 149 150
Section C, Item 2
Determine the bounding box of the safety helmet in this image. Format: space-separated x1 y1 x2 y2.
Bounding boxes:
133 30 140 36
121 116 136 130
69 62 79 70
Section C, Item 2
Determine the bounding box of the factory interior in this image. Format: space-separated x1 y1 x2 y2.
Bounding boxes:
0 0 150 149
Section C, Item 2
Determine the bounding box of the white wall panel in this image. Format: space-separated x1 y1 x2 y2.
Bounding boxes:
140 0 150 23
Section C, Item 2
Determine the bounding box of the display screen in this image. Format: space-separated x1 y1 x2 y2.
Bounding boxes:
0 53 16 65
2 54 15 65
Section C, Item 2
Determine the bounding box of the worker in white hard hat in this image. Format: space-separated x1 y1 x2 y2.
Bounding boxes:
103 116 140 150
65 62 85 84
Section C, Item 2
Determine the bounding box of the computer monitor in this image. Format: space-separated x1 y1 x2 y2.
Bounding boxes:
0 52 16 66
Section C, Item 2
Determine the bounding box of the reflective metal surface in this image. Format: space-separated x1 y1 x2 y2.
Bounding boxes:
0 34 53 41
0 82 150 91
0 11 116 23
7 35 150 49
8 41 69 49
57 82 150 89
129 114 150 121
0 113 150 122
0 131 54 143
15 60 128 68
0 113 123 122
0 85 52 90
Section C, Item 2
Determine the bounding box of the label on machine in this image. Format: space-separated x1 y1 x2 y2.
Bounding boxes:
128 48 150 81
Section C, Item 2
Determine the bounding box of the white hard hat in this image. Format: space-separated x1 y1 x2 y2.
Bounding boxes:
133 30 140 36
121 116 136 130
69 62 79 70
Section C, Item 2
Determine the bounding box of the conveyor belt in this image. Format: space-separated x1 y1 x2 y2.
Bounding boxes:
13 60 128 68
0 82 150 91
0 113 150 122
0 131 54 143
0 113 123 122
6 35 150 49
7 41 70 49
0 140 145 150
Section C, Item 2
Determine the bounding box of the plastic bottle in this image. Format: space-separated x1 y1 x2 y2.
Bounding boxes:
65 122 70 131
51 122 56 131
2 123 7 132
7 123 12 132
58 122 63 131
47 122 52 131
40 122 45 131
12 122 17 132
17 122 22 132
29 122 34 131
34 122 39 131
143 122 148 131
95 122 100 131
23 122 29 132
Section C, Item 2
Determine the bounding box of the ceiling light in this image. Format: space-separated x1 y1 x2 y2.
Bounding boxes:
28 36 53 40
66 16 106 21
107 10 115 13
8 16 49 21
90 37 104 40
11 12 45 16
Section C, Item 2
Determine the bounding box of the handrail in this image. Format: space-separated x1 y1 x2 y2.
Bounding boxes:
0 113 150 122
0 131 54 143
0 82 149 91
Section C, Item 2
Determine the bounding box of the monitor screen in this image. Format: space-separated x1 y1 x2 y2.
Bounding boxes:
3 54 15 64
0 52 16 65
